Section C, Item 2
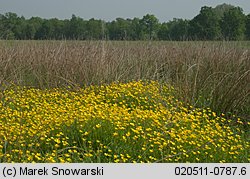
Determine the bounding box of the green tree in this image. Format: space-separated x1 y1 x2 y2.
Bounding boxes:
108 18 131 40
129 18 141 40
36 18 65 39
86 18 105 40
245 14 250 40
35 20 54 39
189 6 221 40
221 7 246 40
157 22 169 40
168 18 189 40
25 17 43 40
0 12 21 39
140 14 159 40
66 15 87 39
47 18 65 39
10 16 27 39
22 22 36 39
212 3 234 19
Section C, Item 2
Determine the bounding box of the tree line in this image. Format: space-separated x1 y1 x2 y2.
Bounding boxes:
1 3 250 40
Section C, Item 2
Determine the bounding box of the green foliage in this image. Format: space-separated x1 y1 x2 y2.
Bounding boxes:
86 18 105 40
189 6 221 40
107 18 131 40
0 4 249 40
246 14 250 40
0 12 20 39
212 3 234 18
157 23 169 40
139 14 160 40
167 19 189 40
130 18 141 40
221 7 246 40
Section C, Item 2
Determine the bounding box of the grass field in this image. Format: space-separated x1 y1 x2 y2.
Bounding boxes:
0 40 249 162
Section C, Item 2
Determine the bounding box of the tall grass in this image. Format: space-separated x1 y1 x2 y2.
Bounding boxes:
0 40 249 120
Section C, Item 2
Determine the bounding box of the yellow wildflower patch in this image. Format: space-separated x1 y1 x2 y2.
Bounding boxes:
0 81 249 163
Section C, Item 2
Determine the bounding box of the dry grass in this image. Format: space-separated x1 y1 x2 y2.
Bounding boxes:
0 40 249 119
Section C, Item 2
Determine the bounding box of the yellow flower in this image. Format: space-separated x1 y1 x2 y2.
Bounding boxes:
96 124 101 128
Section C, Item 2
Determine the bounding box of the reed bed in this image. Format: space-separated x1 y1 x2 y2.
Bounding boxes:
0 41 249 119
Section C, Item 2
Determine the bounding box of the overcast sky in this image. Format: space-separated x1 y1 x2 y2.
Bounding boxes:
0 0 249 22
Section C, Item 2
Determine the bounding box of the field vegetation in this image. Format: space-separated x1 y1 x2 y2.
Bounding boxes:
0 40 249 162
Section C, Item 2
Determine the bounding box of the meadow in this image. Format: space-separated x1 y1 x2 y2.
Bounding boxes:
0 40 249 162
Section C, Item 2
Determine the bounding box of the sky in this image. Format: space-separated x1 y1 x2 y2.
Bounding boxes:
0 0 250 22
